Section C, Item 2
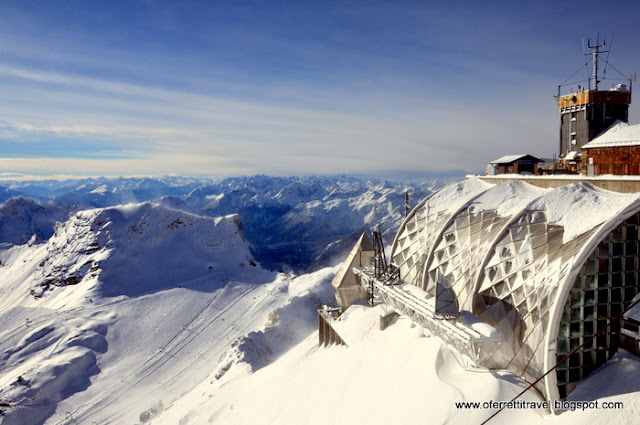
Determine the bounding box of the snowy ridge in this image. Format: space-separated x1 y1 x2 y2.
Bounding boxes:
11 202 257 304
0 198 69 245
0 175 455 272
210 268 337 382
0 202 299 424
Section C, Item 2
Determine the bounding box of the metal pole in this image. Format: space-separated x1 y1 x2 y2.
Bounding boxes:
592 42 599 90
588 33 607 91
405 191 410 217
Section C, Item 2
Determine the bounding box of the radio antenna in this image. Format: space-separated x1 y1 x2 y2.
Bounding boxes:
587 32 608 90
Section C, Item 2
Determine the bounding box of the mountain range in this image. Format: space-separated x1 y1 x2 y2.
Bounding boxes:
0 175 457 271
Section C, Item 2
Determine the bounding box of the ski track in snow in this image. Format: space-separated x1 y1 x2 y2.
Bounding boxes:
56 282 274 425
57 288 228 424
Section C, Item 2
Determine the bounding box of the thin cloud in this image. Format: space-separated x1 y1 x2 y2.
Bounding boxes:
1 2 637 177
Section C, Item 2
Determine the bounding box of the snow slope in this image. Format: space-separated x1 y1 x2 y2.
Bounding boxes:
0 202 338 424
152 302 640 425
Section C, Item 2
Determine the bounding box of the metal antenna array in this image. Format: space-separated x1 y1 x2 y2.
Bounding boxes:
558 32 632 98
587 32 608 90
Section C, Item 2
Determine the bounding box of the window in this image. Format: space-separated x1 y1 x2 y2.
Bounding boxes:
556 213 640 398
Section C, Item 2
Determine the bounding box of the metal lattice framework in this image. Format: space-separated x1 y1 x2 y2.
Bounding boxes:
385 178 640 400
354 268 502 369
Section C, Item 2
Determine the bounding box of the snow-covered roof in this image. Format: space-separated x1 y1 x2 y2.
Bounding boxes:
565 151 580 161
490 154 541 165
582 120 640 148
390 177 640 401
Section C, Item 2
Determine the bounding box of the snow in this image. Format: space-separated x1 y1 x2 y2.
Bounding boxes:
462 178 640 245
583 120 640 148
528 182 640 242
160 304 543 425
477 173 640 181
152 303 640 425
205 193 225 201
0 202 295 424
623 293 640 322
89 184 108 194
459 311 501 338
0 177 639 424
490 154 541 164
548 350 640 425
422 177 493 216
0 198 68 245
565 151 580 161
470 179 548 218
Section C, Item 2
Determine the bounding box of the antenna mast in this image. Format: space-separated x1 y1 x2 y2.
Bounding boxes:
587 33 608 91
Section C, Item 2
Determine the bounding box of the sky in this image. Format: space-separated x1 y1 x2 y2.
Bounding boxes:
1 0 640 179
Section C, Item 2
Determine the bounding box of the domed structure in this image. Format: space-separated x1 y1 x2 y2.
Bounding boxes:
387 177 640 400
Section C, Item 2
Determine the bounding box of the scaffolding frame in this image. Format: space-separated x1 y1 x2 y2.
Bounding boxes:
355 267 502 368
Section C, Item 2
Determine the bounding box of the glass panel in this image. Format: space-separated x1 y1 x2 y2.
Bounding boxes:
556 214 640 399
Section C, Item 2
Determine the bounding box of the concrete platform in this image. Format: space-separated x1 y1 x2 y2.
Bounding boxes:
475 174 640 193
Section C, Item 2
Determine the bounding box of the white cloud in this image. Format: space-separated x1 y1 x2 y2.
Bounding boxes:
0 55 558 177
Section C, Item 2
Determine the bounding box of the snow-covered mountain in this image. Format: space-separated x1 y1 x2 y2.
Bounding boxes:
48 177 204 209
0 198 70 245
0 186 25 204
189 175 448 270
4 177 204 208
0 175 456 272
0 202 337 424
192 176 435 270
27 203 259 299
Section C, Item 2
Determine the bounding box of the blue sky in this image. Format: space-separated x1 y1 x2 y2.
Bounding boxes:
1 0 640 178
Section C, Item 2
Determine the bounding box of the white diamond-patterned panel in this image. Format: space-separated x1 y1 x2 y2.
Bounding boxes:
392 179 492 288
426 206 511 311
475 209 599 393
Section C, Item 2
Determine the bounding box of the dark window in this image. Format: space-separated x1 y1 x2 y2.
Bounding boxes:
556 213 640 399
